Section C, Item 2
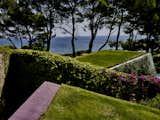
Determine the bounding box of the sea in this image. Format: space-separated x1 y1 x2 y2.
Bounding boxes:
0 36 128 54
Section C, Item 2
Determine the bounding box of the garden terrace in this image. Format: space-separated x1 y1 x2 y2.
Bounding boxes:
40 84 160 120
75 50 144 68
0 47 159 119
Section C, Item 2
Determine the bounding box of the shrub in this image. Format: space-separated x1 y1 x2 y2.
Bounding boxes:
153 54 160 73
121 39 160 54
141 94 160 109
1 49 160 119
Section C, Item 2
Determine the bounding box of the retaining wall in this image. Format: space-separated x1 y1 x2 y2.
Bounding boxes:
0 54 7 97
110 53 156 75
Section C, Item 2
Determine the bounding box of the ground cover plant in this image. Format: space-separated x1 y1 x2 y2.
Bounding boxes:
40 84 160 120
76 50 144 68
0 48 159 119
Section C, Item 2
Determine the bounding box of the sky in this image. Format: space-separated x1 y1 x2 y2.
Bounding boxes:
54 22 126 37
55 24 146 41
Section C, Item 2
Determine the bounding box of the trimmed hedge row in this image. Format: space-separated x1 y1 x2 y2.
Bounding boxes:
1 49 160 119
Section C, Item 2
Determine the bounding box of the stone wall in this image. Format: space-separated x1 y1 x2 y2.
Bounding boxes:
0 54 6 97
110 53 157 75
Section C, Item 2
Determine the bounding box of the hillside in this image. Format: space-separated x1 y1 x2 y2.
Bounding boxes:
40 84 160 120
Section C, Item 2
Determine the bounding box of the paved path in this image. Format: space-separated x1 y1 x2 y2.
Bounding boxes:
9 81 60 120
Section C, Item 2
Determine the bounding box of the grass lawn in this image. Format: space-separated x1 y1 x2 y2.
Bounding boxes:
40 84 160 120
76 50 144 68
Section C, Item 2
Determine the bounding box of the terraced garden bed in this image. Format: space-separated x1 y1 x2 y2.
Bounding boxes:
40 84 160 120
76 50 144 68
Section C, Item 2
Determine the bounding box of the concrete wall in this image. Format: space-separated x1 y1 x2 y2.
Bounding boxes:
110 53 157 75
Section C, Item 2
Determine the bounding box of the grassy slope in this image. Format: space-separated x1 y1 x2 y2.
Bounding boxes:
40 84 160 120
76 50 144 68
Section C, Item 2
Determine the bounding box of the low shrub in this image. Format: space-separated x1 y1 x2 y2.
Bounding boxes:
153 54 160 73
141 94 160 109
1 49 160 119
121 39 160 54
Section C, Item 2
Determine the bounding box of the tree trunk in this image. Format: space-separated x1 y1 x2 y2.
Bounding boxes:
71 12 76 57
88 31 95 53
28 34 32 48
17 29 23 48
146 33 151 52
46 26 52 51
47 33 51 51
116 11 123 50
25 26 32 48
151 38 154 53
98 19 115 51
19 36 23 48
47 11 53 51
7 37 17 49
88 18 98 53
128 31 133 50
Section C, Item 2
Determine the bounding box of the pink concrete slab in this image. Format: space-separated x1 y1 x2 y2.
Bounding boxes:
9 81 60 120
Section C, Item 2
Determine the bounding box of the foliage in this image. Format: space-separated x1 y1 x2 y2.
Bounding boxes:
76 50 144 68
121 39 160 54
1 48 160 119
0 0 44 49
141 94 160 109
108 40 122 49
0 0 62 51
58 0 84 57
123 0 160 52
40 84 160 120
153 54 160 73
81 0 110 53
0 0 160 53
30 0 62 51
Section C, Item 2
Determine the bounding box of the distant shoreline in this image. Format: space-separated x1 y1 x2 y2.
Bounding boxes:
0 35 144 54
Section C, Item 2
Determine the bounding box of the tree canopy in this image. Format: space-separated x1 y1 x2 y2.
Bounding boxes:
0 0 160 55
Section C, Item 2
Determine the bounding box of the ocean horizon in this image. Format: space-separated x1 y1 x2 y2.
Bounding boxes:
0 35 128 54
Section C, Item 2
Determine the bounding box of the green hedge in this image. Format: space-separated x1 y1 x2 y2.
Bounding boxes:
1 49 160 119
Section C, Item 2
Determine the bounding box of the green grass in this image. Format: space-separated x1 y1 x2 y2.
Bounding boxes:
40 84 160 120
76 50 144 68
